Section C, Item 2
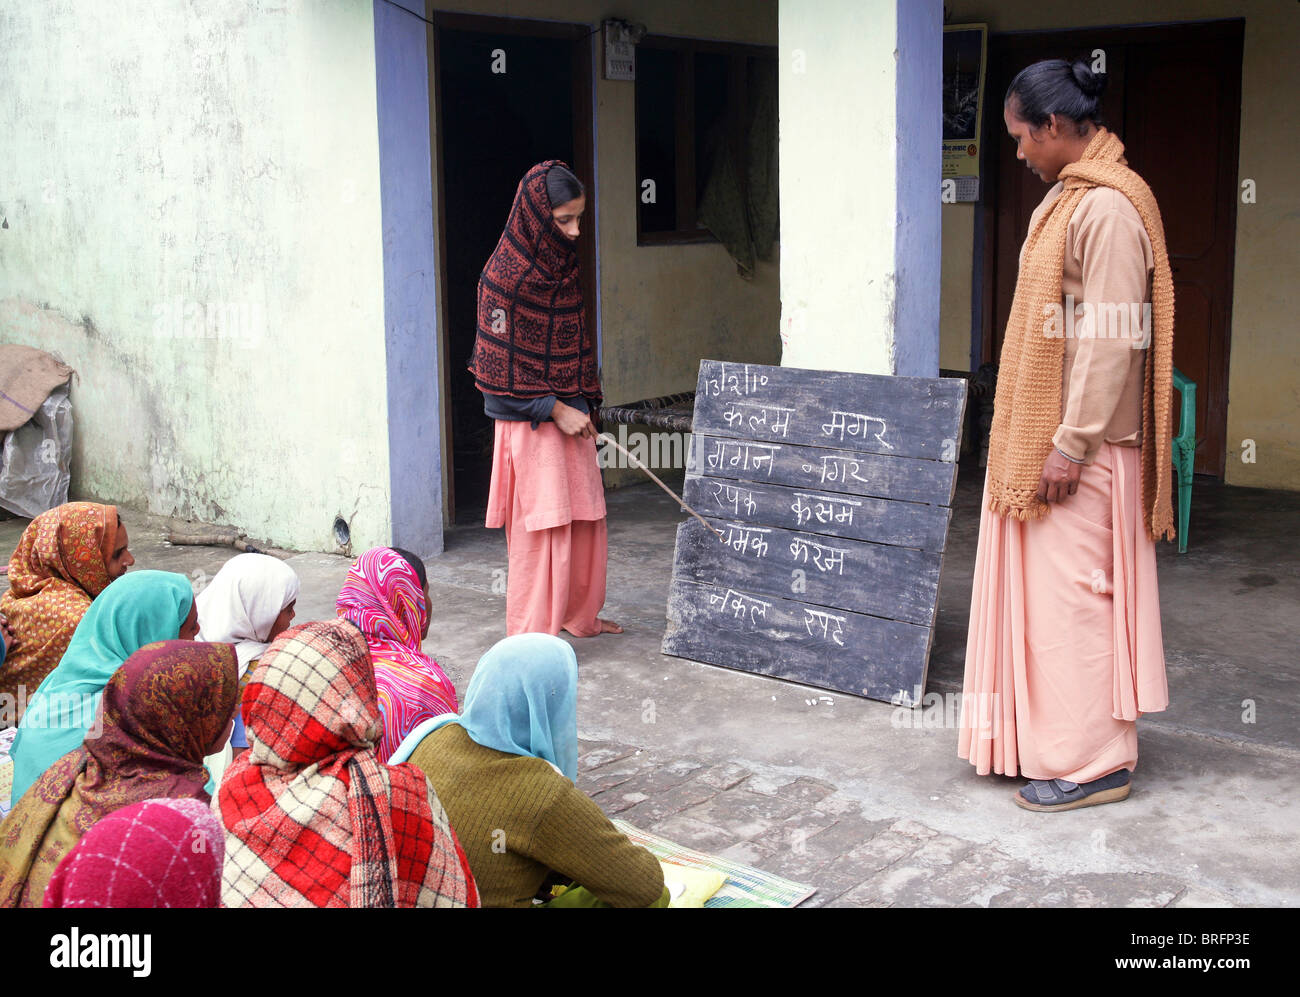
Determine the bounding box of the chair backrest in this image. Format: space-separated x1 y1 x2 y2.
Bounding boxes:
1172 367 1196 444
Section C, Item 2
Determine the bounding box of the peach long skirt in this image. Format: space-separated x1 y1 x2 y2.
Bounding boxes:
486 420 609 637
958 442 1169 784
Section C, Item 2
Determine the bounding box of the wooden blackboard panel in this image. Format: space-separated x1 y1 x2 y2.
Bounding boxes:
683 475 952 552
662 578 930 705
675 518 941 627
663 360 967 702
695 360 966 460
689 435 958 505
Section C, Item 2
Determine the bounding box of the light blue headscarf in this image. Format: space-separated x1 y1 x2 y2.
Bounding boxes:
389 633 579 781
9 570 194 801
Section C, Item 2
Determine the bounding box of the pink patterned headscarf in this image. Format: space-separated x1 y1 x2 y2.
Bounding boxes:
336 548 459 761
44 798 225 908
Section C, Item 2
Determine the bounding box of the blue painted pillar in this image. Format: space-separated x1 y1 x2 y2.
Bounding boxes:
374 0 443 557
893 0 942 378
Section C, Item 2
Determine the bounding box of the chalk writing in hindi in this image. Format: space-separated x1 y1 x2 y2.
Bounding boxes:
722 524 772 559
788 536 848 575
799 453 871 487
711 482 758 517
821 410 893 449
721 400 794 438
665 358 969 703
791 491 861 527
702 362 770 399
706 439 780 477
708 587 772 627
802 607 847 646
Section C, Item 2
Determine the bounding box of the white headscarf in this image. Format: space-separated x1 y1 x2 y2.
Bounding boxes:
196 553 300 677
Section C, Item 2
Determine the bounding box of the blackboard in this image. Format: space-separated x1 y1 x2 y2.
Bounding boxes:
661 360 968 705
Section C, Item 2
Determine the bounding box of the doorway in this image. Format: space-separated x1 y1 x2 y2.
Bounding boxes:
980 20 1243 477
431 12 596 522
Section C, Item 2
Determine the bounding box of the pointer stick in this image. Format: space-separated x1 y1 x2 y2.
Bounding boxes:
596 432 724 542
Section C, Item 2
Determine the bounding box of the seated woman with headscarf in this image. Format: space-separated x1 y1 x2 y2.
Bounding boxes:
0 641 238 907
44 797 226 909
393 633 668 908
336 546 457 762
1 502 134 727
216 619 478 908
196 552 299 765
8 570 197 801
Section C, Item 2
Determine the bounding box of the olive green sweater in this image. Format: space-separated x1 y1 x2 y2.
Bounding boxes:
410 724 667 908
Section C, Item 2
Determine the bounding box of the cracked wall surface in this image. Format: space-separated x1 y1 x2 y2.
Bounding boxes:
0 0 393 551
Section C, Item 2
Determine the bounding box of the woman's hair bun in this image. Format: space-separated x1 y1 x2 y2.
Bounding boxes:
1070 60 1107 99
1005 58 1106 131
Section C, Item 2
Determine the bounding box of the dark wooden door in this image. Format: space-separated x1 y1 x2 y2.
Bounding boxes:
432 13 596 520
983 21 1242 476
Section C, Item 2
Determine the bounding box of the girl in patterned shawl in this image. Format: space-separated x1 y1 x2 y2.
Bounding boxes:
0 641 238 907
467 161 622 639
336 546 457 762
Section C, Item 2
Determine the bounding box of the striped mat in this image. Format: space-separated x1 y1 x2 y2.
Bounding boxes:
614 819 815 908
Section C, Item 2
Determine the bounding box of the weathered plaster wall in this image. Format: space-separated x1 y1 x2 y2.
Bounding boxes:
776 0 942 377
0 0 393 550
777 0 900 376
944 1 1300 489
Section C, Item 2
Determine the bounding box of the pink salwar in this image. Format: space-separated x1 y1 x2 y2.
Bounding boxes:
958 442 1169 784
486 419 609 637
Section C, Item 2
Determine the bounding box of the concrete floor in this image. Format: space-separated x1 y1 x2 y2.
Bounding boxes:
2 462 1296 907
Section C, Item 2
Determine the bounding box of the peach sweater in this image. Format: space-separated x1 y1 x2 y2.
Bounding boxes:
1022 182 1155 464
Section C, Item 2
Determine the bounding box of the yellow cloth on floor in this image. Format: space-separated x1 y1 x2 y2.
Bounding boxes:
661 861 725 908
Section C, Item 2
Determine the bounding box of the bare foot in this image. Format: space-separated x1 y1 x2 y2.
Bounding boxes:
561 619 624 637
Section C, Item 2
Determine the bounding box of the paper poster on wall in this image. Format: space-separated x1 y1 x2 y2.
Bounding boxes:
942 24 987 198
603 20 636 81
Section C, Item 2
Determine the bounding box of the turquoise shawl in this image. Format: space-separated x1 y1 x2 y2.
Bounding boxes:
9 570 193 801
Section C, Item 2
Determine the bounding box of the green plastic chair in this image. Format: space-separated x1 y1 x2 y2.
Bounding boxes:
1171 367 1197 554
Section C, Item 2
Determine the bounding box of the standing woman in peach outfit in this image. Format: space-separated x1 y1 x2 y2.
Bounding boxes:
469 160 621 639
958 60 1176 811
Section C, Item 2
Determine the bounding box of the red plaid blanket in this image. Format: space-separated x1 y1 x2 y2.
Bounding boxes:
217 620 478 907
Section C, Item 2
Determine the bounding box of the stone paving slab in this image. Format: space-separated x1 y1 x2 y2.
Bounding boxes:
579 737 1245 909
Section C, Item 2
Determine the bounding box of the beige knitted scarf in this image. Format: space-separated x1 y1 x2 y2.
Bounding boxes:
986 127 1175 542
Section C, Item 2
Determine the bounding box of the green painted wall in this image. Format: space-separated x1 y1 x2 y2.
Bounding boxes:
0 0 393 550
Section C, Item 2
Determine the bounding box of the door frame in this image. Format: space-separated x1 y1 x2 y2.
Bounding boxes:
978 18 1243 478
426 8 598 524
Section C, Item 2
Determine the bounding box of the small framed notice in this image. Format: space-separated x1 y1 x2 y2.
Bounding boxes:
942 23 987 198
603 20 636 81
